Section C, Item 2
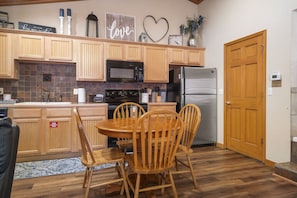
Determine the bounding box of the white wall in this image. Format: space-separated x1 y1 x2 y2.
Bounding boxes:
198 0 297 162
0 0 198 44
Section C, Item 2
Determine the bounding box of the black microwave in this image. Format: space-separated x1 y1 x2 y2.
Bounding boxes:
106 60 144 82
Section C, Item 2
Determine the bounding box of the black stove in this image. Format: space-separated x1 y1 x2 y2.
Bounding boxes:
105 89 147 148
105 89 140 105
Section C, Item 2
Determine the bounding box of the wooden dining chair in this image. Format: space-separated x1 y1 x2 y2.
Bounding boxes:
173 104 201 189
125 110 184 198
73 107 130 198
113 102 146 153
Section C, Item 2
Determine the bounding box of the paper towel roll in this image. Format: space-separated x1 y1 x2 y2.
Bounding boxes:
141 93 148 103
78 88 86 103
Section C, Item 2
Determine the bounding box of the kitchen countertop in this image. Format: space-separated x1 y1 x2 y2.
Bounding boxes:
0 102 108 108
0 102 177 108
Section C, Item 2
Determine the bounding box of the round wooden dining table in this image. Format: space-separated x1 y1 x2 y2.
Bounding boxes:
96 118 137 138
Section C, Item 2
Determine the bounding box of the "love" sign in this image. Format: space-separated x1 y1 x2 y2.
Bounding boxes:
106 13 136 41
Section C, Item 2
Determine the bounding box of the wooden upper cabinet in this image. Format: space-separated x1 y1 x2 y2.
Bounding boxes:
74 39 105 81
105 42 142 61
17 34 45 59
168 47 205 66
143 46 168 83
0 32 19 79
168 48 186 64
125 44 142 61
104 42 123 60
186 49 205 66
17 34 74 62
45 37 73 62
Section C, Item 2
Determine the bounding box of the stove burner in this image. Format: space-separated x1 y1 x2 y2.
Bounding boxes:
105 89 140 104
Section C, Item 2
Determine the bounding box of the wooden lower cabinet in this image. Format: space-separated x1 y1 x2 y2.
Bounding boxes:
148 102 177 112
76 106 107 149
9 105 107 162
10 108 43 158
45 108 73 154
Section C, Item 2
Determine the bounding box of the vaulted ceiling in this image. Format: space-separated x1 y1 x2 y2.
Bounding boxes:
0 0 203 6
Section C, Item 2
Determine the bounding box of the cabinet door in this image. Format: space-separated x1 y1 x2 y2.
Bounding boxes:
0 32 18 79
80 116 106 149
45 108 72 153
18 34 44 59
105 42 124 60
76 106 107 149
148 103 176 112
45 37 73 61
45 117 72 153
105 43 142 61
186 49 205 66
168 48 186 64
11 108 43 156
125 44 142 61
75 39 105 81
143 46 168 83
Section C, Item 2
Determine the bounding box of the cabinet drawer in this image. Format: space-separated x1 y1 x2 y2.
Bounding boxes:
148 104 176 112
77 106 107 116
12 108 42 118
46 108 72 117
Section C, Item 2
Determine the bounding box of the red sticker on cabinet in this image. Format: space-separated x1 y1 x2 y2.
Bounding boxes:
50 122 58 128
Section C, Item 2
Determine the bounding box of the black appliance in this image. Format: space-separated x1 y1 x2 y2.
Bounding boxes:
106 60 144 82
105 89 147 148
0 107 8 118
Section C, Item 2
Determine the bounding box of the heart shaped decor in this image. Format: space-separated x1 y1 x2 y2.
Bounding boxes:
143 15 169 43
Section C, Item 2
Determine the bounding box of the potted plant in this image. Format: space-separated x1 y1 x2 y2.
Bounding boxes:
180 15 205 46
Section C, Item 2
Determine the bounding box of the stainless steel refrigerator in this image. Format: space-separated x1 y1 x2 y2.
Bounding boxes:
167 66 217 146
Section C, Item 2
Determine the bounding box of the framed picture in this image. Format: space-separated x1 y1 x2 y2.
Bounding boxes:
168 35 183 46
105 12 136 41
18 22 56 33
0 11 8 22
0 20 14 29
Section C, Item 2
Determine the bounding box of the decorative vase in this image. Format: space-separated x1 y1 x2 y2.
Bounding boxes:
188 32 197 47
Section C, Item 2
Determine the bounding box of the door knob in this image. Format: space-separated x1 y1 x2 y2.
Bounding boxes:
226 101 231 105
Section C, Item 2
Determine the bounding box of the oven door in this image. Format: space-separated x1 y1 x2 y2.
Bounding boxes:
107 104 117 147
106 103 147 149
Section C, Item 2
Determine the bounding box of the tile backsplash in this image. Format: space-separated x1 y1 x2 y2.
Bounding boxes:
0 62 166 103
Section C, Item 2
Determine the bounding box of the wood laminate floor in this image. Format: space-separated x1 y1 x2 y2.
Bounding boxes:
11 146 297 198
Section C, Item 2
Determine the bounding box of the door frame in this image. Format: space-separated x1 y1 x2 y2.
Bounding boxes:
223 30 267 162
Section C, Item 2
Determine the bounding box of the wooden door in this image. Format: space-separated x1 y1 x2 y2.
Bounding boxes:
224 30 266 161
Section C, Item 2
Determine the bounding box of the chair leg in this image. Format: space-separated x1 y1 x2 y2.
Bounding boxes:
168 171 178 198
84 167 94 198
187 155 198 189
82 168 88 188
161 172 167 195
134 173 141 198
175 156 179 171
119 161 130 198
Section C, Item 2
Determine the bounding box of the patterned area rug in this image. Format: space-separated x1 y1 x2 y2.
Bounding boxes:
14 157 113 180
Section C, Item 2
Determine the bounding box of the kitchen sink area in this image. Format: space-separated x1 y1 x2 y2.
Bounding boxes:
14 102 72 105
